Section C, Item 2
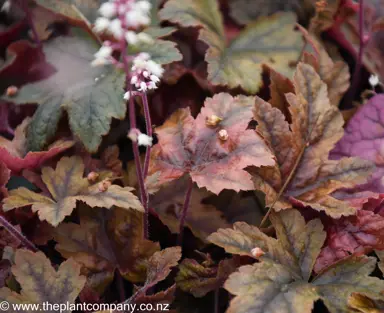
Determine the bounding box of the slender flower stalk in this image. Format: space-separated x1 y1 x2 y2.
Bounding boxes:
92 0 164 240
141 92 152 178
0 216 38 252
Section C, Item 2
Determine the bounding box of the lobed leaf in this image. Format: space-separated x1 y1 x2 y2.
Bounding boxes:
176 256 237 297
54 206 159 292
253 63 374 218
0 249 86 312
211 210 384 313
2 156 143 226
0 118 74 173
1 30 125 152
147 93 275 194
160 1 303 93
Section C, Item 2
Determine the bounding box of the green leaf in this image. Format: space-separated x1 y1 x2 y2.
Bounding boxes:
313 256 384 313
225 259 318 313
228 0 314 25
160 0 303 93
1 30 126 152
34 0 107 23
145 0 176 38
130 39 182 65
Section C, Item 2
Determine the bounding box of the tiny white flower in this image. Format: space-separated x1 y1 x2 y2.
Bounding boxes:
139 81 148 91
137 52 151 60
137 32 153 44
125 10 141 28
108 19 124 38
150 75 160 83
369 74 379 87
146 60 164 78
131 75 138 84
99 2 116 18
94 17 110 33
143 71 149 78
94 45 113 59
1 0 11 12
123 92 131 100
147 81 157 89
136 0 152 13
125 30 139 45
137 133 153 146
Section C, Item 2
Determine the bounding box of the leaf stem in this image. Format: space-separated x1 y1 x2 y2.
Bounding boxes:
121 42 149 240
0 216 38 252
178 178 193 245
345 0 365 105
259 145 306 228
115 270 126 302
18 0 41 46
141 92 152 178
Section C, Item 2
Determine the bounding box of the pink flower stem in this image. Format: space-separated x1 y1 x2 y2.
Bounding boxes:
0 216 38 252
121 42 149 240
141 92 152 178
178 178 193 245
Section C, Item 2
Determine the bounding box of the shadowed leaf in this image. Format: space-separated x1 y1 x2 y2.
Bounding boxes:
149 177 230 241
54 206 159 292
176 255 237 297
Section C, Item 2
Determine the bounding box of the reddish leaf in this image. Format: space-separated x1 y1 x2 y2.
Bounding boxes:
0 162 10 199
0 118 74 173
314 198 384 273
148 93 275 194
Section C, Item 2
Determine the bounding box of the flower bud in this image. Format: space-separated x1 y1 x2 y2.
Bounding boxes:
87 172 99 182
251 247 265 258
205 115 223 127
218 129 229 141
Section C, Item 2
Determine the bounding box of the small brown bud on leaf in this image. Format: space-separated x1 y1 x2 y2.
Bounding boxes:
251 247 265 258
6 86 18 97
87 172 99 182
98 179 111 192
206 115 223 127
218 129 229 141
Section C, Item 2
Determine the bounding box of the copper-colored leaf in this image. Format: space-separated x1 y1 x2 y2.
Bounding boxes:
148 93 275 195
176 255 237 297
0 118 74 173
0 249 86 311
55 206 159 292
348 293 384 313
3 156 143 226
253 63 374 218
209 209 325 280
